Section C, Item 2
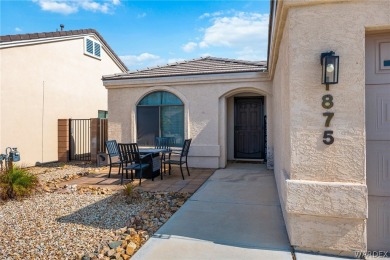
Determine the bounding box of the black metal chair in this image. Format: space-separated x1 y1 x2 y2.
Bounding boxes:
118 143 152 185
104 140 122 178
165 139 192 180
155 137 175 178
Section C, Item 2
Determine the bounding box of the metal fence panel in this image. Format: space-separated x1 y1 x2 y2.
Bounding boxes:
69 119 91 161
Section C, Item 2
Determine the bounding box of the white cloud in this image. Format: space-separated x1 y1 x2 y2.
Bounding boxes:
137 12 146 18
193 11 269 61
119 53 161 68
200 53 212 57
33 0 120 15
199 12 210 19
168 58 186 64
202 12 268 48
34 0 77 15
15 27 22 32
81 1 109 13
236 47 265 61
199 41 208 48
199 10 230 19
182 42 197 53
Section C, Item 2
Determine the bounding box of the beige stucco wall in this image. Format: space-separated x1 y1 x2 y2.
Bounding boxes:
270 0 390 255
0 36 124 166
105 73 271 168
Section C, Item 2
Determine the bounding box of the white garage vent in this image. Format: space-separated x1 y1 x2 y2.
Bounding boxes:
84 37 101 59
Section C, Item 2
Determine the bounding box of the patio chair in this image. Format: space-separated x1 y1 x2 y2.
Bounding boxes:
165 139 192 180
118 143 152 185
155 137 175 178
104 140 122 178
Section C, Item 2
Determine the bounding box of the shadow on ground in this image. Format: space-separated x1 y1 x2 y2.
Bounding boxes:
56 194 138 230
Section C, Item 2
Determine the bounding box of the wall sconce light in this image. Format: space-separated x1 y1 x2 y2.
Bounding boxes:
321 51 339 90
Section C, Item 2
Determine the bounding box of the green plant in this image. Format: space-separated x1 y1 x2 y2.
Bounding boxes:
123 183 134 196
123 183 142 203
0 166 38 200
58 162 66 168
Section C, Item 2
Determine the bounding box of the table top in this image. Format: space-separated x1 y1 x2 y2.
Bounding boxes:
139 148 168 154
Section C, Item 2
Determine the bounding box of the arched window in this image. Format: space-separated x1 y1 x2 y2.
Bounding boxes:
137 91 184 146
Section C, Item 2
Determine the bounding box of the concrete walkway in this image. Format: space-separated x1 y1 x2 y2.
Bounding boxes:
133 163 293 260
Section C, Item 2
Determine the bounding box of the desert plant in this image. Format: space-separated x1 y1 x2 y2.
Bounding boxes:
0 166 38 200
123 183 142 203
123 182 134 196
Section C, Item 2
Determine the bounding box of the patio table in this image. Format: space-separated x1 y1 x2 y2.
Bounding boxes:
138 148 168 179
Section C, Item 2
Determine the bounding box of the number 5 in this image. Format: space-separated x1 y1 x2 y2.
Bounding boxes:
323 130 334 145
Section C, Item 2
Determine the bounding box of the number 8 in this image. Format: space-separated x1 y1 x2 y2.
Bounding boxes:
322 95 334 109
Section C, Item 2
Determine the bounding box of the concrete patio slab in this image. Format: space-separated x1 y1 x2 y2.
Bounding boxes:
60 166 215 193
155 200 290 249
191 171 280 206
132 163 293 259
134 235 292 260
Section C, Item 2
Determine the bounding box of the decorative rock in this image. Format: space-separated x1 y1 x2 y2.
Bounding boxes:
76 252 84 259
128 228 137 235
1 162 194 260
125 242 137 256
121 254 130 260
114 252 123 259
108 241 122 249
116 247 125 254
106 249 116 257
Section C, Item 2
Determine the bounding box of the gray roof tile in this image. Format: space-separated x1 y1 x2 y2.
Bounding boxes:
103 56 267 80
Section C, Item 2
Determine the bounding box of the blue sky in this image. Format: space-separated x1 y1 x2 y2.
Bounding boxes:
1 0 270 70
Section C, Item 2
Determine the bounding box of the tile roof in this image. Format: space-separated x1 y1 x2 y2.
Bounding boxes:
0 29 128 71
103 56 267 80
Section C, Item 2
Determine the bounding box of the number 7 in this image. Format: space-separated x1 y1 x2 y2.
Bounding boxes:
323 112 334 127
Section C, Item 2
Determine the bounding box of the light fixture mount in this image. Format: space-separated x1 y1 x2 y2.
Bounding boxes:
321 51 339 90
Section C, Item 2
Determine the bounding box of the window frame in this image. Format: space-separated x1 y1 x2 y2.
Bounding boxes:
137 91 184 147
84 37 102 60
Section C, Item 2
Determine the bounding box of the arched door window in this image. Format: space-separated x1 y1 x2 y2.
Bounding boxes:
137 91 184 146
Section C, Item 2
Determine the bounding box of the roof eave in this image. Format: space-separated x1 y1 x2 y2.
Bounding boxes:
102 69 268 81
103 70 271 88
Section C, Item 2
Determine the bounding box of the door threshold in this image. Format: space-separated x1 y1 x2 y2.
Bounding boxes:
230 159 265 164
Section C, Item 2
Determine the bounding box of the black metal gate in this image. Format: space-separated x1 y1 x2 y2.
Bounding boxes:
69 119 91 161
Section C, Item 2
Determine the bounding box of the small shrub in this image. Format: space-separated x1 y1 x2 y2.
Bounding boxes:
0 166 39 200
123 183 134 196
123 183 142 203
58 162 66 168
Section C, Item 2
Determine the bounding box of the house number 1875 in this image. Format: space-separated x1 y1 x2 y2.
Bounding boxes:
322 94 334 145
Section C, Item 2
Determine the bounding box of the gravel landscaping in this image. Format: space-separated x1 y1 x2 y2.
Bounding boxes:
0 163 191 260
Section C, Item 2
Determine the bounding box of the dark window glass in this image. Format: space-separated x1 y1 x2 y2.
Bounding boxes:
161 106 184 145
137 91 184 146
98 110 108 119
137 107 159 146
86 39 93 54
94 42 101 57
139 92 162 105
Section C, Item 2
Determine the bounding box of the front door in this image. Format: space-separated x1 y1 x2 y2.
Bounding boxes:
366 34 390 251
234 97 265 159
